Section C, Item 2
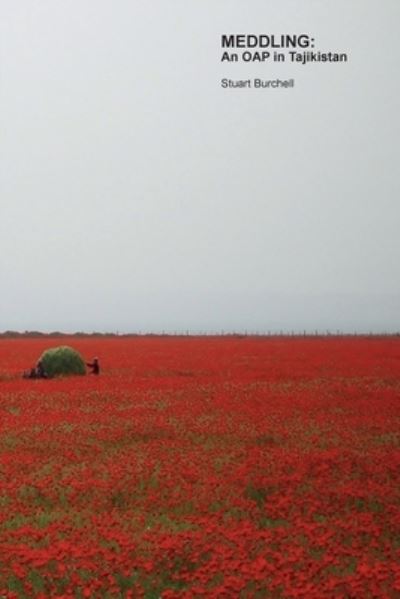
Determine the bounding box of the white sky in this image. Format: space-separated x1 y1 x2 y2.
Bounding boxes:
1 0 399 333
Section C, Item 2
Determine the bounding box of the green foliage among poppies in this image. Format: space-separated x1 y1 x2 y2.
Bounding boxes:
39 346 86 378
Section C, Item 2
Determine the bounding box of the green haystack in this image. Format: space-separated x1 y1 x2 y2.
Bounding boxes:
39 345 86 378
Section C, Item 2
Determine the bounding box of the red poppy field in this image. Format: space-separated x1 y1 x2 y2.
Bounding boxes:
0 335 399 598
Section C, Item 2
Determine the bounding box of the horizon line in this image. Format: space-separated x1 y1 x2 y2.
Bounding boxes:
1 329 399 338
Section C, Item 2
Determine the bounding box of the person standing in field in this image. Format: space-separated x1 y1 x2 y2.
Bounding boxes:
86 357 100 375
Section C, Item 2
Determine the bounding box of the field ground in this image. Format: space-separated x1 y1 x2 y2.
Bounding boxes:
0 336 400 598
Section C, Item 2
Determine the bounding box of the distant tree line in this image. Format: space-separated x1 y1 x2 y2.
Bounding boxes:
0 330 399 338
0 330 122 338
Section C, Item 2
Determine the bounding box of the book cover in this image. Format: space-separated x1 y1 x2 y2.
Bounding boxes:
1 3 399 598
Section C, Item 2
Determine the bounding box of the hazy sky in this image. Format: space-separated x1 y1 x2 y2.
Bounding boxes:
1 1 399 333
